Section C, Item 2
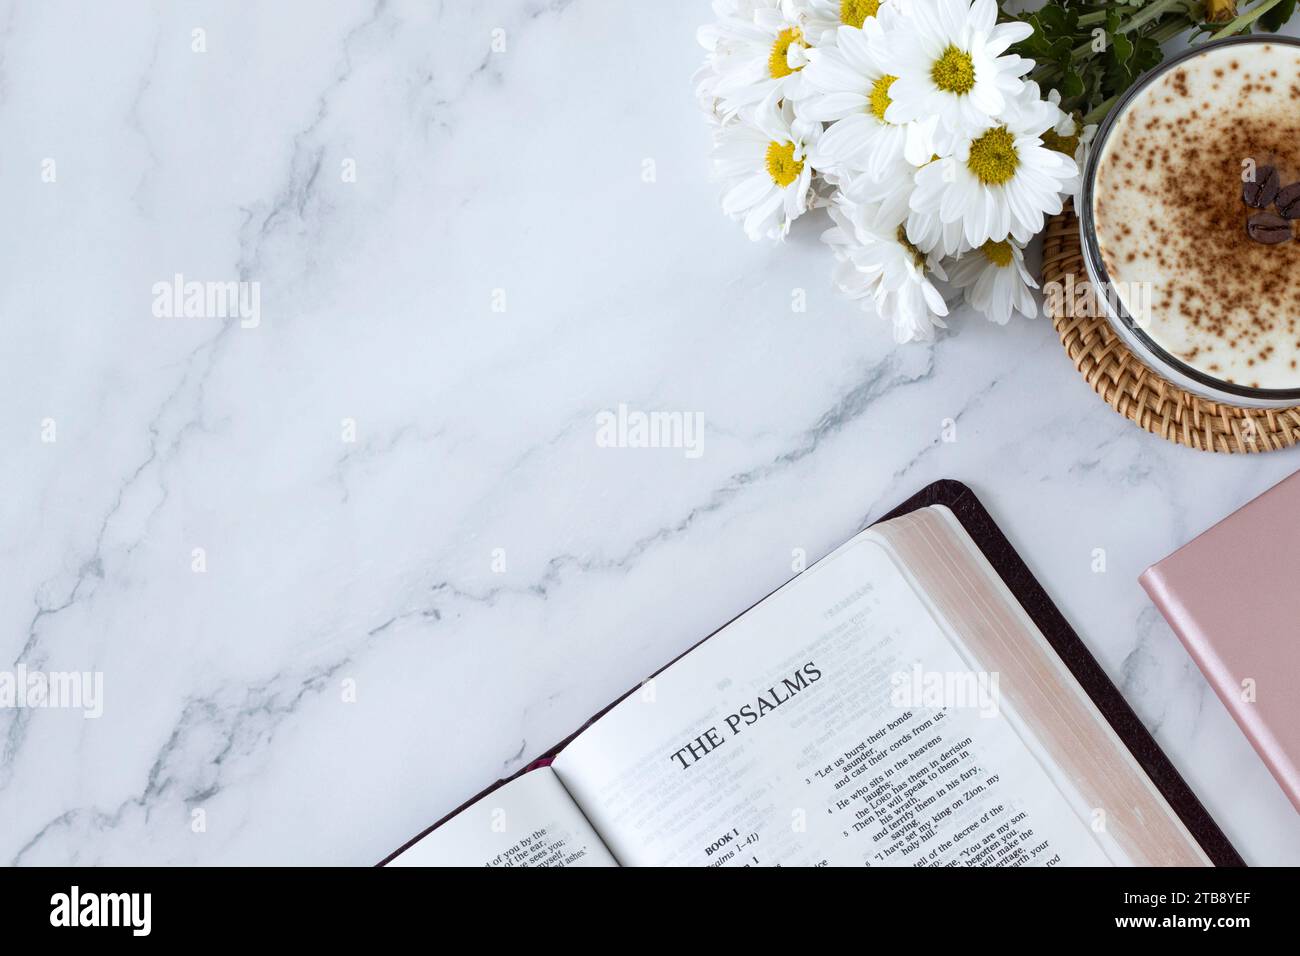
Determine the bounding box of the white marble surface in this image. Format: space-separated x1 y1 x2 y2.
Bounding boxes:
2 0 1298 866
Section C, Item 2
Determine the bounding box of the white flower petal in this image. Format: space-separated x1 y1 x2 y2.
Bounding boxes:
722 172 775 215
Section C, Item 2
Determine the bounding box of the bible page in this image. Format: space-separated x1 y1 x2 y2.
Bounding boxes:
387 766 617 867
551 532 1120 867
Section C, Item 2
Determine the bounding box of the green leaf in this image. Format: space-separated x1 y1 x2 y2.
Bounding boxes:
1261 0 1297 31
1132 35 1164 73
1060 67 1085 99
1110 32 1134 65
1038 4 1067 33
1047 36 1074 60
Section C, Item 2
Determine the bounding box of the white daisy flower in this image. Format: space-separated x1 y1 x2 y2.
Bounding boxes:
709 0 813 117
789 0 896 45
906 204 967 257
823 196 949 342
839 159 915 230
713 92 820 241
801 13 938 181
694 63 723 124
908 89 1076 248
841 157 965 258
697 1 768 122
946 238 1037 325
880 0 1033 134
1039 88 1097 212
702 0 766 38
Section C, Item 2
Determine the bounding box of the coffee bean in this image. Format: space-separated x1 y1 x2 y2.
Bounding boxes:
1243 165 1281 207
1276 182 1300 219
1247 211 1292 244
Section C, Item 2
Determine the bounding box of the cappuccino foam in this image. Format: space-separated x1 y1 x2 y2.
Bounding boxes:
1093 41 1300 390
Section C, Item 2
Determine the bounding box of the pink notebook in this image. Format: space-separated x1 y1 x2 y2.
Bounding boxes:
1141 471 1300 814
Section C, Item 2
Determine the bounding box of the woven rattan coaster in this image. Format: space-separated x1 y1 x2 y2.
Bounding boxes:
1040 204 1300 453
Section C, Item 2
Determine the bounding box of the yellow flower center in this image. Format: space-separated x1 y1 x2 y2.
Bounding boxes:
768 27 805 79
931 45 976 94
1040 127 1080 157
841 0 881 27
869 74 898 122
967 126 1019 185
766 141 804 187
896 225 926 269
981 239 1013 267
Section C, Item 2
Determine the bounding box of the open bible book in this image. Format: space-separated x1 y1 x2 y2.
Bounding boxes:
385 482 1240 868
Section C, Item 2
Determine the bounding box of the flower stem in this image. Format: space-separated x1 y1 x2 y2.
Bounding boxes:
1151 19 1190 44
1119 0 1191 34
1083 95 1119 125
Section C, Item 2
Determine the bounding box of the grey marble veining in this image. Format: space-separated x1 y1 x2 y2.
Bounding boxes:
1 0 1297 864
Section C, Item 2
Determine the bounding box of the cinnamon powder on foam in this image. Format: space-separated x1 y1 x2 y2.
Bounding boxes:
1093 44 1300 389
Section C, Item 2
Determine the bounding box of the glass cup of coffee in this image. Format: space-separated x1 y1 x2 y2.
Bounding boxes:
1080 35 1300 408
